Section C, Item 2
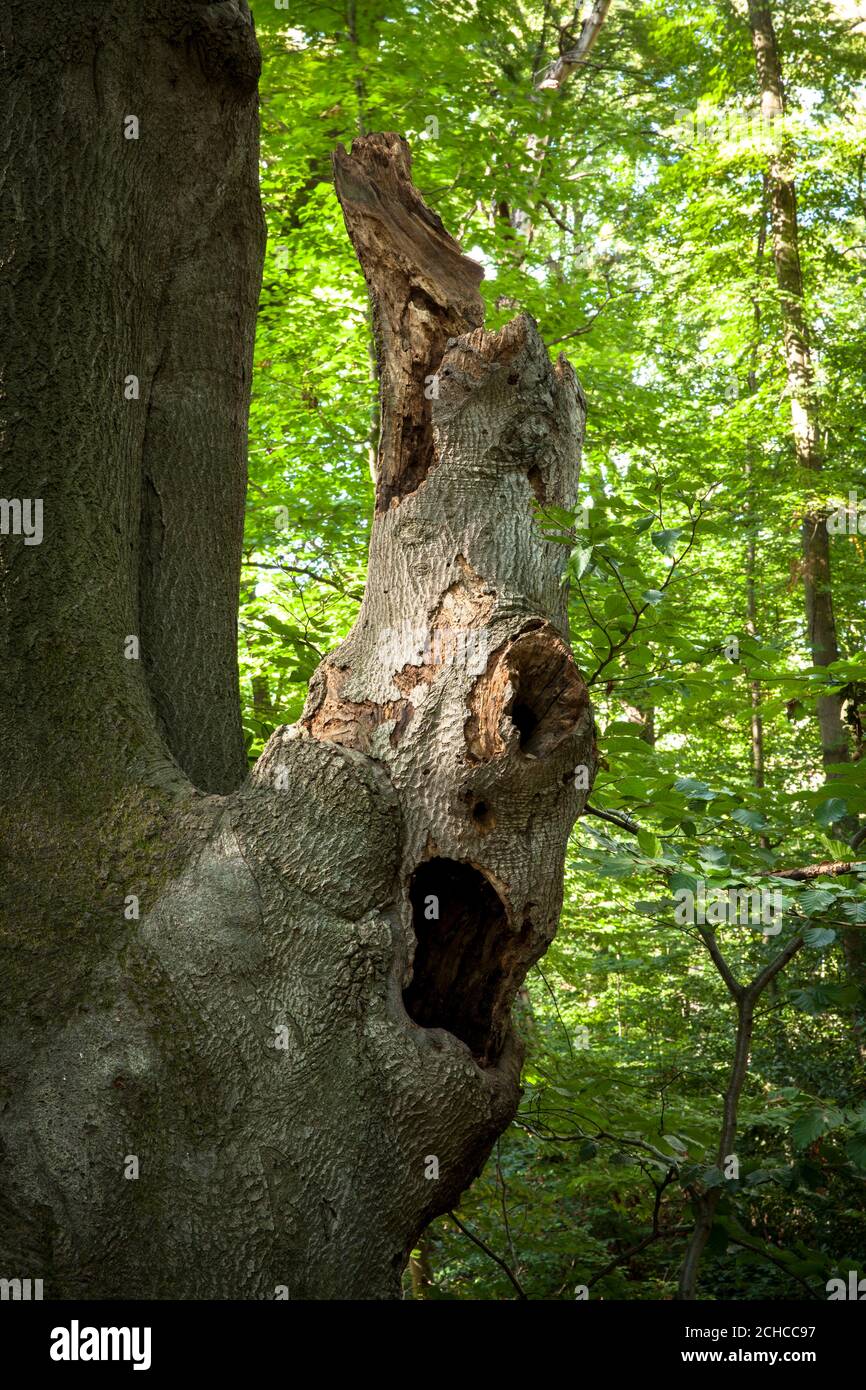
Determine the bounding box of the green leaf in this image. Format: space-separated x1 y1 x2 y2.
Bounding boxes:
799 887 836 915
634 898 674 915
670 871 699 894
731 807 768 831
674 777 714 799
815 797 848 828
791 1110 829 1147
637 829 662 858
789 982 859 1014
662 1134 688 1153
745 1168 778 1187
572 543 594 578
651 527 684 556
847 1134 866 1170
698 844 729 865
803 925 836 948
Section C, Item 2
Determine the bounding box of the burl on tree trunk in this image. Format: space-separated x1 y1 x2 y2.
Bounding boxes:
0 8 594 1297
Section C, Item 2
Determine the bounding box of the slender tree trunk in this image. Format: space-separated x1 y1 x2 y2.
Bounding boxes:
747 1 863 1002
745 534 766 789
679 994 755 1301
678 934 803 1299
746 1 850 780
0 7 594 1300
745 208 767 791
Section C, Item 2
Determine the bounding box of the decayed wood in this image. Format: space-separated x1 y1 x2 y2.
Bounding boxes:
307 134 596 1069
332 133 484 511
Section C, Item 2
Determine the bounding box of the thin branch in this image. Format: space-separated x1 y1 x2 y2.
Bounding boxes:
586 1223 689 1289
586 494 708 685
747 934 804 1000
495 1141 519 1274
771 860 865 881
698 927 743 1001
534 961 576 1058
242 559 363 601
724 1230 819 1299
582 803 641 835
447 1212 528 1300
545 291 628 345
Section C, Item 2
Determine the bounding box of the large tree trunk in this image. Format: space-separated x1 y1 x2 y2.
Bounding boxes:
0 7 594 1300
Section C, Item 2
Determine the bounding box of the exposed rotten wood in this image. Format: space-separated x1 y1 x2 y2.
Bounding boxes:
332 133 485 512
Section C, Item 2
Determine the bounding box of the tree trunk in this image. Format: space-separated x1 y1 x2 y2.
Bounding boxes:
0 8 594 1301
745 207 767 793
747 1 863 1002
746 1 850 782
746 531 765 789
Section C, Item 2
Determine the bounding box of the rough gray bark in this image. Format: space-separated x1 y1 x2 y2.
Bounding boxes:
0 10 594 1298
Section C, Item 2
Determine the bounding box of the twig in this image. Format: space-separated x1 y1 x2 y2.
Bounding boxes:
582 803 641 835
447 1212 528 1300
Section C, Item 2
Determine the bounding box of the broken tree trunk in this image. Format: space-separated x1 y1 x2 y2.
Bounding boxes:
0 7 594 1298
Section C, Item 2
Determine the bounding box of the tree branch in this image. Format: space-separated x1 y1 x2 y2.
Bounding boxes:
447 1212 528 1300
582 802 641 835
771 860 865 881
537 1 614 91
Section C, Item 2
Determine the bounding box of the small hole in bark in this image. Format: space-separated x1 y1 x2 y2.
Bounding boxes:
403 858 513 1064
526 463 545 503
470 799 496 831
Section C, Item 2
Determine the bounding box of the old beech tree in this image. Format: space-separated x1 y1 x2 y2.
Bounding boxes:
0 2 594 1298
